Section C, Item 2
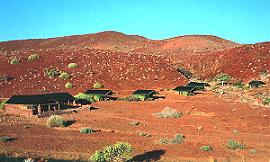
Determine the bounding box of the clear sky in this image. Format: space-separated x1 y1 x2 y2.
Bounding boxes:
0 0 270 44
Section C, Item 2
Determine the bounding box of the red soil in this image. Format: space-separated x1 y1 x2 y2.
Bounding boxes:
1 91 269 161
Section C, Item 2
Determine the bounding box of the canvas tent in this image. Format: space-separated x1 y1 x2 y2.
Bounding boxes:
6 92 74 115
85 89 113 101
186 82 209 90
173 86 196 96
132 90 157 101
248 80 266 88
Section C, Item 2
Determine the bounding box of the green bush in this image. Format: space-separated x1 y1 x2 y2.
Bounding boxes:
68 63 78 69
130 121 140 126
233 81 245 89
59 72 70 80
0 136 16 142
250 149 257 154
46 115 65 128
45 68 60 78
74 93 95 103
80 128 95 134
0 100 6 110
90 142 132 162
0 74 12 82
226 139 245 150
171 134 185 144
200 145 213 151
93 82 103 89
10 58 19 64
156 106 182 118
27 54 39 61
65 82 73 88
263 98 270 105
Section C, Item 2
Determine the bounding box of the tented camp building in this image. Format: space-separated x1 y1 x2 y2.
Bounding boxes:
173 86 196 96
6 92 74 116
85 89 113 101
132 90 158 101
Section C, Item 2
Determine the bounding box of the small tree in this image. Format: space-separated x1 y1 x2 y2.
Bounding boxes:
213 73 232 86
90 142 132 162
0 100 6 110
74 93 95 103
93 82 103 89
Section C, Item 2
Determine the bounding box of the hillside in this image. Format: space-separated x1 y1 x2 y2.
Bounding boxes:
1 31 269 97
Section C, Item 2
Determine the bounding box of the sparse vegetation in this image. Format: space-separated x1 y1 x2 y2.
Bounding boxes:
45 68 60 78
171 134 185 144
155 106 182 118
10 58 19 64
59 72 70 80
46 115 65 128
93 82 103 89
130 121 140 126
74 93 95 103
0 74 12 82
27 54 39 61
263 98 270 105
200 145 213 151
249 149 257 154
158 134 185 144
68 63 78 68
90 142 132 162
233 81 245 89
80 128 95 134
0 100 6 110
65 82 73 88
226 139 245 150
213 73 232 86
0 136 16 142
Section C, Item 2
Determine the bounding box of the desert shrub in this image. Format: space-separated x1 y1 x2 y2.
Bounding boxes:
93 82 103 89
0 100 6 110
10 58 19 64
226 139 245 150
233 81 245 89
0 74 12 82
90 142 132 162
68 63 78 68
130 121 140 126
158 134 185 145
46 115 65 128
80 128 95 134
263 98 270 105
200 145 213 151
120 96 141 102
65 82 73 88
156 106 182 118
138 132 147 136
213 73 232 82
0 136 16 142
74 93 95 103
27 54 39 61
45 68 60 78
171 134 185 144
260 70 269 77
249 149 257 154
59 72 70 80
158 139 170 144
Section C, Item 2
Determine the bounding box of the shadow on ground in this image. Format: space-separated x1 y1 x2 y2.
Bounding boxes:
0 155 85 162
131 149 165 162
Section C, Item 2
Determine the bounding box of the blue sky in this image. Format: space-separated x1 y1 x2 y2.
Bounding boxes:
0 0 270 44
